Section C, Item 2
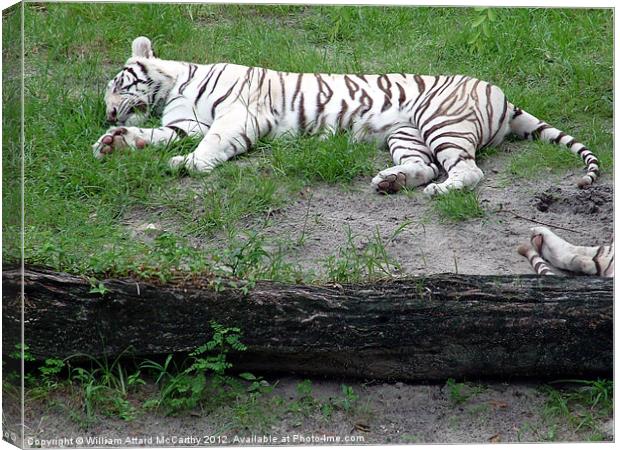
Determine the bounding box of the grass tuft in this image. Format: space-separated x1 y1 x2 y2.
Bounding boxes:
264 133 378 184
431 190 485 222
323 226 402 283
445 378 486 405
541 379 613 438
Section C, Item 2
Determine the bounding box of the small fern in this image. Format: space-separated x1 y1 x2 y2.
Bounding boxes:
187 322 247 376
144 322 248 414
467 7 498 53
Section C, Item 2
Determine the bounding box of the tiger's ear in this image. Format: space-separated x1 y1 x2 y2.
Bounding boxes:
131 36 154 58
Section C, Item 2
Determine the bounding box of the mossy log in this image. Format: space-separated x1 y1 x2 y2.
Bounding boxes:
2 265 612 381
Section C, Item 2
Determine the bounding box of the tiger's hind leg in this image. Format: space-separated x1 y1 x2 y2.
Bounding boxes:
521 226 613 276
371 126 439 194
422 132 483 196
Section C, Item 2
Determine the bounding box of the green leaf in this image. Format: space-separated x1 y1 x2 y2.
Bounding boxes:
471 15 486 28
467 31 481 45
143 398 160 410
482 21 491 38
487 8 496 21
89 281 108 295
238 372 257 381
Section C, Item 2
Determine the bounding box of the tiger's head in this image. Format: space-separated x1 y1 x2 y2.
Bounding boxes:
104 37 176 126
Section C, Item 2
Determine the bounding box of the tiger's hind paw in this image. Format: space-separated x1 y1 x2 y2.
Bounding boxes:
371 171 407 194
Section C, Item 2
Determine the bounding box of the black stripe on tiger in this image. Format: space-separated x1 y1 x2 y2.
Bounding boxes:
483 98 509 148
593 245 606 276
344 75 360 99
552 132 567 144
238 132 253 150
194 65 220 105
278 71 286 114
178 64 197 94
315 74 334 114
336 100 348 130
377 74 393 112
266 79 274 114
134 61 150 78
413 76 454 125
165 125 188 138
602 255 614 276
291 73 303 111
165 118 210 130
348 89 373 120
298 92 306 133
413 75 426 94
123 65 149 86
208 65 229 97
422 112 476 143
210 81 238 118
396 82 406 109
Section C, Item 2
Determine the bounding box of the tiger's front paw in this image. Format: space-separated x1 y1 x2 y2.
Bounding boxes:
92 127 146 159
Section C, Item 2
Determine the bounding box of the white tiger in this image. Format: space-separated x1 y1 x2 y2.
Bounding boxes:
93 37 600 196
518 227 613 277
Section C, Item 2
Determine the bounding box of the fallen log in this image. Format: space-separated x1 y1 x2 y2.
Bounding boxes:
2 265 612 381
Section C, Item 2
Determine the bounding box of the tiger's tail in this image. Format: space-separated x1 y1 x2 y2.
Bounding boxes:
508 104 600 188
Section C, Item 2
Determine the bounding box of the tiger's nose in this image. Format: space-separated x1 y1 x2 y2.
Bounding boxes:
106 108 117 123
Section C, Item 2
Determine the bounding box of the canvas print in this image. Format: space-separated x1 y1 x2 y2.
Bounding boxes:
2 2 613 446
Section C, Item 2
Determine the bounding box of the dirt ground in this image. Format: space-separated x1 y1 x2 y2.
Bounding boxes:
13 146 614 446
13 377 613 446
126 145 613 278
246 157 612 278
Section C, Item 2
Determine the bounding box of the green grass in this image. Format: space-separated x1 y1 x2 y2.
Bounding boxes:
445 378 486 405
11 4 613 280
323 225 405 283
266 133 378 183
432 190 486 222
509 141 581 178
541 379 613 437
2 3 23 264
179 162 286 237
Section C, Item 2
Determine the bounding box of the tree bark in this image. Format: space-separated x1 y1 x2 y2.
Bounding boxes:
2 265 612 381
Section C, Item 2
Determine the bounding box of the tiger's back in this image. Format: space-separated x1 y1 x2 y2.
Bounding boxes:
162 64 511 145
